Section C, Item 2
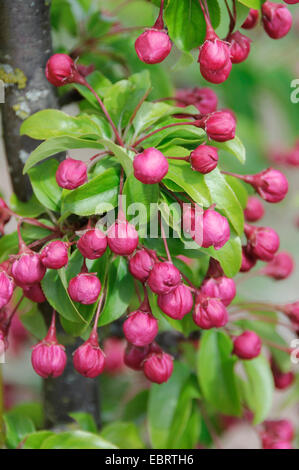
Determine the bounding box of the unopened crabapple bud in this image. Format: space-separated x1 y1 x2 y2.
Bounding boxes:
261 251 294 280
103 337 126 374
12 253 46 287
205 111 236 142
56 158 87 190
40 240 69 269
143 351 173 384
243 168 288 203
73 332 105 378
244 196 265 222
228 31 251 64
200 276 236 307
202 209 230 250
23 283 46 303
135 29 172 64
147 262 181 295
281 302 299 325
0 198 11 235
123 310 158 347
262 1 292 39
244 224 280 262
0 270 14 309
242 9 259 29
45 54 84 87
68 273 101 305
233 330 262 359
176 87 218 114
190 145 218 174
264 419 294 443
133 148 169 184
158 283 194 320
198 39 232 84
107 220 139 256
77 228 107 260
128 249 155 283
193 294 228 329
124 343 151 370
271 359 295 390
240 246 257 272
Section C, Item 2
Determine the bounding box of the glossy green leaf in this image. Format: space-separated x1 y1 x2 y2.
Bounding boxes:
203 236 242 278
20 110 104 140
241 356 274 425
40 431 117 449
123 174 159 225
19 305 47 340
69 412 97 433
4 414 35 449
212 135 246 164
197 330 242 416
23 431 54 449
60 167 120 218
100 422 145 449
238 0 261 8
99 257 134 326
28 159 62 211
204 167 244 235
99 139 134 176
23 136 105 174
10 193 44 218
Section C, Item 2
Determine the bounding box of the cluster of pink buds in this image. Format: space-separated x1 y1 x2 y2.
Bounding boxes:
261 419 294 449
175 87 218 115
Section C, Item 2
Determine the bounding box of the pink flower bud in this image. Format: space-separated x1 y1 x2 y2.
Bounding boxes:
12 253 46 287
0 198 11 234
265 441 292 449
244 168 288 203
176 87 218 114
271 359 294 390
182 205 203 246
205 111 236 142
0 271 14 309
242 9 259 29
103 337 126 375
244 196 265 222
129 249 155 282
240 246 257 272
45 54 82 87
123 310 158 347
147 262 181 295
158 283 193 320
77 228 107 260
135 29 172 64
202 209 230 250
190 145 218 174
283 0 299 3
200 276 236 307
68 273 101 305
198 39 232 84
228 31 251 64
133 148 169 184
261 251 294 280
40 240 69 269
193 294 228 329
56 158 87 190
282 302 299 325
245 224 280 262
143 351 173 384
107 220 139 256
233 330 262 359
73 334 105 378
124 343 151 370
264 419 294 443
262 1 292 39
31 316 66 378
23 283 46 303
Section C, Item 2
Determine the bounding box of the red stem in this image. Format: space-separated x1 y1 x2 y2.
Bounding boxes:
154 0 165 29
45 311 57 344
91 291 105 336
160 212 172 262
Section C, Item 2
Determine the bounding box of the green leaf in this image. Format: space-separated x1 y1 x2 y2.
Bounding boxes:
40 430 117 449
204 236 242 277
4 414 35 449
69 412 97 433
19 305 47 340
165 0 220 52
74 70 112 108
103 71 151 128
225 175 248 210
212 135 246 164
99 257 134 326
20 110 103 140
10 193 44 218
5 402 43 429
99 139 134 176
60 167 120 218
123 390 149 422
100 422 145 449
23 431 54 449
241 356 274 425
238 0 261 8
165 160 211 207
23 136 105 174
197 330 242 416
142 120 206 149
123 174 160 225
204 167 244 235
148 361 190 449
28 159 62 211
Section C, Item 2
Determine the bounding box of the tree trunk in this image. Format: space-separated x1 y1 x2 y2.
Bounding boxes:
0 0 100 428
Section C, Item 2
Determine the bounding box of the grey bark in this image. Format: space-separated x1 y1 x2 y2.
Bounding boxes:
0 0 100 428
